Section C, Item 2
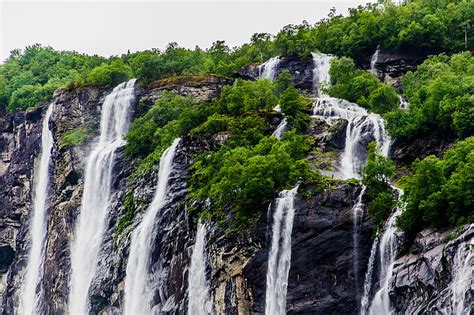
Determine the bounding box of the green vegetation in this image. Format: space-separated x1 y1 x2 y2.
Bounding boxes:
61 127 91 148
397 137 474 235
2 0 471 113
362 142 396 222
328 56 399 114
190 132 315 225
121 78 315 230
385 52 474 139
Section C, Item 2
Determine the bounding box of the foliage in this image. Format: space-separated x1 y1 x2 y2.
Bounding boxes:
218 79 278 115
0 44 106 112
125 92 213 158
280 87 303 118
397 137 474 235
85 59 133 87
274 70 293 96
362 142 396 222
61 127 90 148
189 132 316 226
385 52 474 139
328 57 398 113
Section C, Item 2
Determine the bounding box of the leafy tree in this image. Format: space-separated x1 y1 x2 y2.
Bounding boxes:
398 137 474 235
280 87 302 118
86 59 133 87
362 142 396 222
274 70 293 96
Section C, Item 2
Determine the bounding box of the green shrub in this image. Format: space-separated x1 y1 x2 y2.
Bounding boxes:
398 137 474 235
362 142 396 222
62 127 90 148
86 59 133 87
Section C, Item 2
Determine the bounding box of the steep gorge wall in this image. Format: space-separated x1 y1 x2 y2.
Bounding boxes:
0 53 471 314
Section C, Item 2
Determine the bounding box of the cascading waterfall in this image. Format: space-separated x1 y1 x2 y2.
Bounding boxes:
312 98 390 180
259 56 280 81
272 105 287 140
364 187 404 315
398 96 408 109
444 224 474 314
312 53 396 314
311 52 332 97
68 79 136 313
19 104 54 315
265 186 299 315
124 138 181 314
187 220 213 315
369 45 380 76
360 233 380 313
352 185 367 301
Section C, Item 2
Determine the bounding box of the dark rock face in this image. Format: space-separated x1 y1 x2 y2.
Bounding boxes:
0 105 45 312
389 225 474 314
278 56 314 92
217 182 375 314
362 48 430 91
389 130 456 178
236 55 314 92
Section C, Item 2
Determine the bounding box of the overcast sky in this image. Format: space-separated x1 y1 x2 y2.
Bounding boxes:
1 0 373 61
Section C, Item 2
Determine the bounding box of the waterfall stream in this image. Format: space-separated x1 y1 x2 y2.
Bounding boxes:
124 138 181 314
369 46 380 76
187 220 213 315
19 104 54 315
68 79 136 313
259 56 280 81
265 186 298 315
272 105 287 140
364 187 404 315
352 185 367 301
311 52 332 97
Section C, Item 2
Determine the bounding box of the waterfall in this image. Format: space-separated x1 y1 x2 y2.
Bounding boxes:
447 224 474 314
360 233 380 314
124 138 181 314
265 186 298 315
311 52 332 97
369 46 380 76
259 56 280 81
19 104 54 314
352 185 367 302
365 187 404 315
398 96 408 110
68 79 136 313
272 105 287 140
187 220 213 315
312 98 390 179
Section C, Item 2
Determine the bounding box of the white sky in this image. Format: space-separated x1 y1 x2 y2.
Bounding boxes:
1 0 373 62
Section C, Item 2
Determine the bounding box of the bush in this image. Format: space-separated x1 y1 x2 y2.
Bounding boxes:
362 142 396 222
62 127 90 148
328 57 398 114
397 137 474 235
386 52 474 140
86 59 133 87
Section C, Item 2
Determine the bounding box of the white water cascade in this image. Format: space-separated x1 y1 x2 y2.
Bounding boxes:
364 187 404 315
311 52 332 97
259 56 280 81
312 98 390 179
124 138 181 314
265 186 299 315
68 79 136 313
352 185 367 301
187 220 213 315
19 104 54 315
369 45 380 76
272 105 287 140
444 224 474 314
